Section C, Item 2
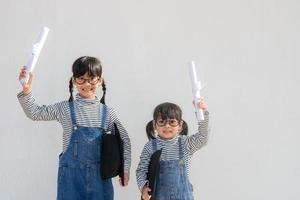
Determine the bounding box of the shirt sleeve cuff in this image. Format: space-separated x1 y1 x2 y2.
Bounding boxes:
17 91 32 99
139 180 149 191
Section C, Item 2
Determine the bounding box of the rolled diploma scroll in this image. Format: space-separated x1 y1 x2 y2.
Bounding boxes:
188 61 204 121
21 27 49 84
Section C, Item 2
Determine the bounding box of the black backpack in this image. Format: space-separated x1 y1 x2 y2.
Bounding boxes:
100 122 124 184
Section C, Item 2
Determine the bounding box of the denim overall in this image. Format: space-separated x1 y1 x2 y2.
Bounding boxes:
154 137 194 200
57 102 113 200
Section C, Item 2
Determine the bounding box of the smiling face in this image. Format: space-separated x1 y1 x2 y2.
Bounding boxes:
73 73 101 100
152 102 184 140
154 118 183 140
71 56 103 100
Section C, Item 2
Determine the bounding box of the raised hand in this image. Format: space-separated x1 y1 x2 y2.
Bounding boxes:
19 66 33 95
193 96 208 111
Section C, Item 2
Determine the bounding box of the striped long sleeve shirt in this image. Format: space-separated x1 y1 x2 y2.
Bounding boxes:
136 111 209 191
17 91 131 174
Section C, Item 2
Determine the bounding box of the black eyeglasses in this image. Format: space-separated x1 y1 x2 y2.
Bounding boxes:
74 77 100 85
155 119 180 127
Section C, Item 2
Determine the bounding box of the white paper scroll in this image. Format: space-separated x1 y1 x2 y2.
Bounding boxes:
20 27 49 85
188 61 205 121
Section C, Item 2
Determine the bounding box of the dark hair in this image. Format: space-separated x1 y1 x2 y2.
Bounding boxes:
68 56 106 104
146 102 188 140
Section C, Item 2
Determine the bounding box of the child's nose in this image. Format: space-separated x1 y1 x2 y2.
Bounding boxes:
165 122 171 127
83 80 91 86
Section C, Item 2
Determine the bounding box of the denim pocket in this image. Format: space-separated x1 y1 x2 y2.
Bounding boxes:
58 165 67 184
57 165 67 199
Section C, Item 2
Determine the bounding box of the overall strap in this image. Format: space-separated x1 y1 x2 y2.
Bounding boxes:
101 104 108 131
68 101 77 129
178 137 184 160
152 139 158 152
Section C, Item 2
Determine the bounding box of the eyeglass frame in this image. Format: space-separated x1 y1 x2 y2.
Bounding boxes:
73 76 101 85
154 119 181 127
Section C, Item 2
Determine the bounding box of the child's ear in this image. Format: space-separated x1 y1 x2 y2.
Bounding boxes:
179 121 184 131
98 77 103 86
152 120 156 130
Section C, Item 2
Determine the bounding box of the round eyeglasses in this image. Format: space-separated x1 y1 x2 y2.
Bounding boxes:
155 119 180 127
74 76 100 85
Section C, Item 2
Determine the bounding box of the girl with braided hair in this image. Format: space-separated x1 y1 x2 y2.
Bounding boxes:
18 56 131 200
136 101 209 200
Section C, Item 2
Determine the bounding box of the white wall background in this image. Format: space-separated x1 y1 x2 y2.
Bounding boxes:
1 0 299 199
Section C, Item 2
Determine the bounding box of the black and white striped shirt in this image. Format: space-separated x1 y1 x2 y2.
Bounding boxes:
17 92 131 174
135 111 209 191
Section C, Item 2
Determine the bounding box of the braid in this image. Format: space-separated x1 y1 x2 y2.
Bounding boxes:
100 79 106 104
146 121 156 140
68 77 74 102
180 120 188 136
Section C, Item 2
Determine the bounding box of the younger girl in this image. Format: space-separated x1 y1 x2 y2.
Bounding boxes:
18 56 131 200
136 100 209 200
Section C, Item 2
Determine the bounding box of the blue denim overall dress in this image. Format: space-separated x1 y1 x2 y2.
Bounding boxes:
154 137 194 200
57 102 113 200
